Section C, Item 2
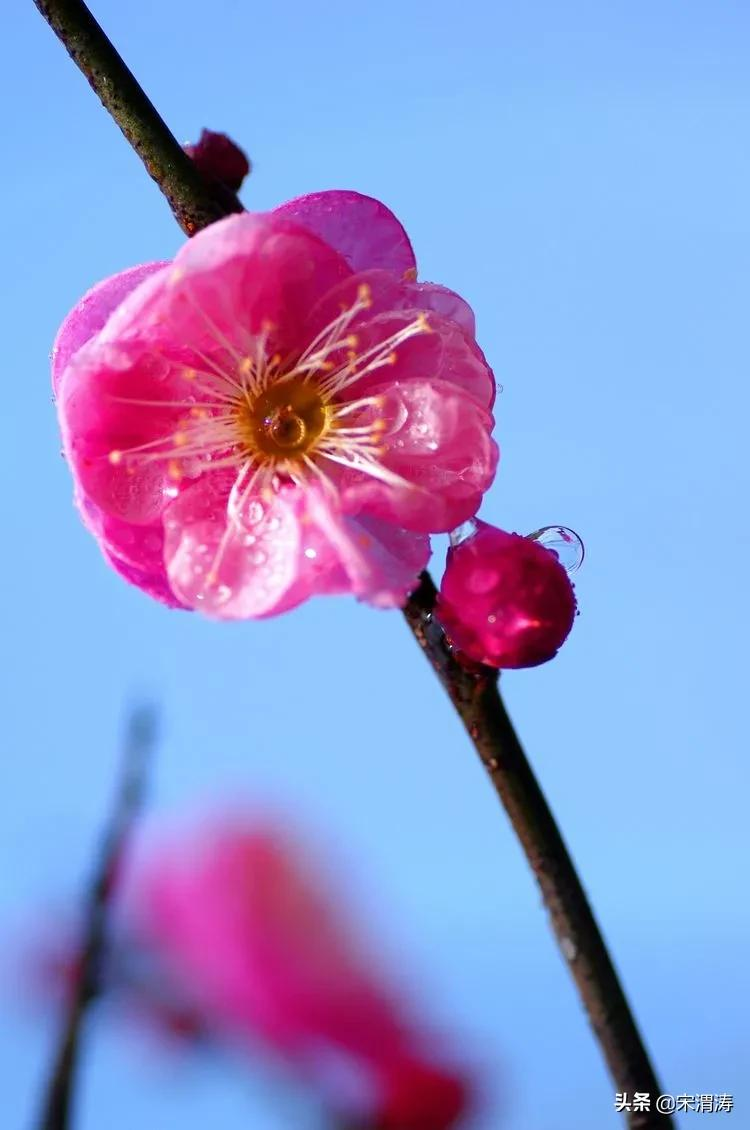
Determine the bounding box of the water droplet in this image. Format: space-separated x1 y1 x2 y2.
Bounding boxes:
216 584 232 603
527 526 584 573
449 518 479 548
304 547 317 560
427 440 438 451
250 549 267 566
245 500 264 525
243 534 256 547
164 485 179 499
267 516 281 531
560 936 578 961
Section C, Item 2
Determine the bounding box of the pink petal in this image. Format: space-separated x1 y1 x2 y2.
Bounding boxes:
77 495 185 608
102 546 185 608
273 191 416 277
302 490 429 609
52 262 167 395
340 380 499 533
306 302 495 410
120 212 353 359
60 340 193 524
162 473 302 619
303 268 478 357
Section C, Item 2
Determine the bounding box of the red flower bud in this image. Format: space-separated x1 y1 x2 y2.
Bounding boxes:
437 522 579 669
184 129 250 192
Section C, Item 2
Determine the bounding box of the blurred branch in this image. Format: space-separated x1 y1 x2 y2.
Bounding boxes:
37 704 158 1130
32 0 242 235
33 4 672 1126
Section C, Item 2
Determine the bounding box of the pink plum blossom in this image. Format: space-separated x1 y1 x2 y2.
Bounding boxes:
129 820 473 1129
53 191 497 618
437 521 577 668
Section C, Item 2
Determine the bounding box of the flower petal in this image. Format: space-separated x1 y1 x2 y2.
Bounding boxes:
52 262 167 395
163 474 302 619
75 495 185 608
108 213 353 359
102 546 185 608
60 340 194 524
339 380 498 533
301 490 430 608
273 191 416 277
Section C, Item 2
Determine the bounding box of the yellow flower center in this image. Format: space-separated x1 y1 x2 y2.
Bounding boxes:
238 380 329 459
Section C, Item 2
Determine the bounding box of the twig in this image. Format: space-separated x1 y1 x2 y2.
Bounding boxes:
403 573 670 1128
36 704 158 1130
32 0 241 234
32 3 672 1124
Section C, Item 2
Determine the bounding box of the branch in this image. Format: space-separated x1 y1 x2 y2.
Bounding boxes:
36 704 158 1130
403 573 670 1128
33 4 671 1125
32 0 241 234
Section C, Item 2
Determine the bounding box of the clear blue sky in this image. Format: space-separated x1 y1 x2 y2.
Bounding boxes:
2 2 748 1127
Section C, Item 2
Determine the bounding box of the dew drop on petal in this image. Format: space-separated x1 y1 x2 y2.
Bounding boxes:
304 547 317 560
250 549 267 566
245 500 264 526
526 526 584 573
449 518 479 548
216 584 232 604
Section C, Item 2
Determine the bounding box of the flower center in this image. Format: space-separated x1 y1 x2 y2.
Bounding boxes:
239 380 329 459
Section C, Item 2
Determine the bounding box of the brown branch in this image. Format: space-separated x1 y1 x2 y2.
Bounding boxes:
403 573 671 1128
36 704 158 1130
32 0 242 234
32 3 672 1125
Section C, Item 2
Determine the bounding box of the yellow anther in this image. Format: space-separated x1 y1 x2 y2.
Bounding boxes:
108 450 123 465
168 460 182 481
346 334 359 347
174 431 188 447
183 368 196 381
357 282 373 305
239 357 253 375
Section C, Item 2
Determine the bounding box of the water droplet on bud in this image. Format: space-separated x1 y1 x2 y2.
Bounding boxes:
449 519 479 548
526 526 584 573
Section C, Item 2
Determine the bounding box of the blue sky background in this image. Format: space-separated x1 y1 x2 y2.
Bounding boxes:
2 2 749 1127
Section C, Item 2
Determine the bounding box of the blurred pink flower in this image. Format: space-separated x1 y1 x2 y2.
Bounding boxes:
437 521 577 668
130 821 473 1128
54 191 497 618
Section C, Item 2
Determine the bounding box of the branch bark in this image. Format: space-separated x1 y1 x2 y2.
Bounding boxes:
33 0 242 234
37 704 158 1130
32 3 672 1124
